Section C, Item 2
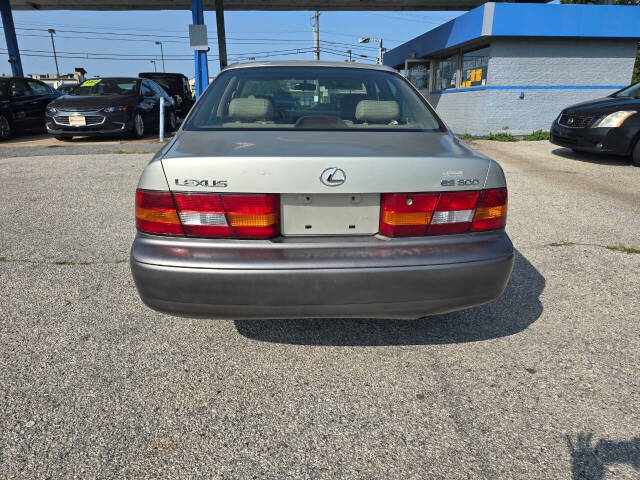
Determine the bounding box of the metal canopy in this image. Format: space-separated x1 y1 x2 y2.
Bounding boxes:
8 0 543 11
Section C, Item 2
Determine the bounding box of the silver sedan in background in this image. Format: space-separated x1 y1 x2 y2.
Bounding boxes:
130 61 513 319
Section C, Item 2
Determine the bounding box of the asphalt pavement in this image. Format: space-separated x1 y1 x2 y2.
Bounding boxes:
0 139 638 479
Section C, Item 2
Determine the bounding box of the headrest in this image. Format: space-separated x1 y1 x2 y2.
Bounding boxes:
228 97 274 121
355 100 400 123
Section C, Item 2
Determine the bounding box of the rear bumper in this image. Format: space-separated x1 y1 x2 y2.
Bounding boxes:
130 231 514 319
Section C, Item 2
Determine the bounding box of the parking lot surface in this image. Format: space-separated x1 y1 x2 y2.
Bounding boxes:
1 140 639 479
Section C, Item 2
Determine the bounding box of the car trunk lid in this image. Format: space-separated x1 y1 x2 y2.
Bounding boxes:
161 130 491 236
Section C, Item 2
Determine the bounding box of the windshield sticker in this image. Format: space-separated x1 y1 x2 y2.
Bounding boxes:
81 79 102 87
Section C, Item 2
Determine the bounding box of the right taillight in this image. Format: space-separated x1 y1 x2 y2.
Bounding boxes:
379 188 507 237
470 188 508 231
135 189 280 239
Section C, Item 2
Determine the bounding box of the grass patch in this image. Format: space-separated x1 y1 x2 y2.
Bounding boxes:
484 132 517 142
548 241 576 247
605 245 640 254
458 130 550 142
523 130 550 141
113 148 149 154
548 241 640 254
458 132 517 142
54 260 92 265
459 133 477 141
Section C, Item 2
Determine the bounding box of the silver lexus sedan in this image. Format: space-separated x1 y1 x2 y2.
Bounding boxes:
130 61 513 319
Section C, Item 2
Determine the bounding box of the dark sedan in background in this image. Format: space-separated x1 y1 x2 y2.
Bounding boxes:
139 72 194 118
0 77 60 140
551 81 640 166
45 77 176 140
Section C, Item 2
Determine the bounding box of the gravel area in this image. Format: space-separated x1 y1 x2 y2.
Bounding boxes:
0 141 638 479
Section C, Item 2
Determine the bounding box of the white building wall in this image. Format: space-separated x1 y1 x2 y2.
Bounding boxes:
423 38 637 135
422 90 487 135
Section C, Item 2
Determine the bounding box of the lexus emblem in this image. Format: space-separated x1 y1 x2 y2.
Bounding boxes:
320 167 346 186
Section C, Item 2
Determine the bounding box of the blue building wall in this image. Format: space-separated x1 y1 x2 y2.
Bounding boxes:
384 3 640 135
385 2 640 69
426 38 635 135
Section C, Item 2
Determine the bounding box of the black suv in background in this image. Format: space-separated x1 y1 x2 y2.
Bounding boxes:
0 77 60 140
139 72 194 118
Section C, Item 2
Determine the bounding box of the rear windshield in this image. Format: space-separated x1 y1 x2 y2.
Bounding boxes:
145 77 180 94
185 66 444 132
70 79 138 96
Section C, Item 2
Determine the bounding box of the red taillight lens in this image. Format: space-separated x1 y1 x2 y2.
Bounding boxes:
173 193 230 238
379 193 438 237
471 188 508 231
428 191 479 235
379 188 507 237
221 194 280 239
135 190 184 235
135 190 280 239
174 192 279 239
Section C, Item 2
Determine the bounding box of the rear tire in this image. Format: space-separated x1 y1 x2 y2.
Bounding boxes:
632 139 640 167
131 112 145 139
0 114 11 140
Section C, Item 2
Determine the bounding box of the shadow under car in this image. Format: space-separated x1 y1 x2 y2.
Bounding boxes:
234 248 543 346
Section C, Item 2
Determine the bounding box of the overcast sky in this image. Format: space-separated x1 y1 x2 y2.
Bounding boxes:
0 9 462 78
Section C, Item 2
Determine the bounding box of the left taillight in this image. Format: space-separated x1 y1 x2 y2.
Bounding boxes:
135 189 280 239
135 189 184 235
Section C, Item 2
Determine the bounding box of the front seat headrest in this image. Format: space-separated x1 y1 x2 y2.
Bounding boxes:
228 97 275 121
355 100 400 123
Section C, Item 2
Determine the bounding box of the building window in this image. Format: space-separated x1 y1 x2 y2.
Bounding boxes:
402 59 430 90
434 54 459 92
461 47 488 88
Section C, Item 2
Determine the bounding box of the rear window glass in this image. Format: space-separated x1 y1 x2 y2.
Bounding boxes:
186 66 443 132
151 78 181 94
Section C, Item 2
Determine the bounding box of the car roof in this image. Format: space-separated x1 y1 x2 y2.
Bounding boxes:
223 60 397 73
0 77 38 82
139 72 186 78
83 77 140 81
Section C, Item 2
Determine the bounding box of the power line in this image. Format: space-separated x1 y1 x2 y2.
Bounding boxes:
0 47 322 62
11 26 379 50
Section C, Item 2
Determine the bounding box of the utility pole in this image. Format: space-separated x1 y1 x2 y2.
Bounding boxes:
313 10 320 61
155 41 165 72
359 37 385 65
47 29 60 80
347 49 352 62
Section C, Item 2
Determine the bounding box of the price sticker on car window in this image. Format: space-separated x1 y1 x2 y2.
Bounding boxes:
81 79 101 87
